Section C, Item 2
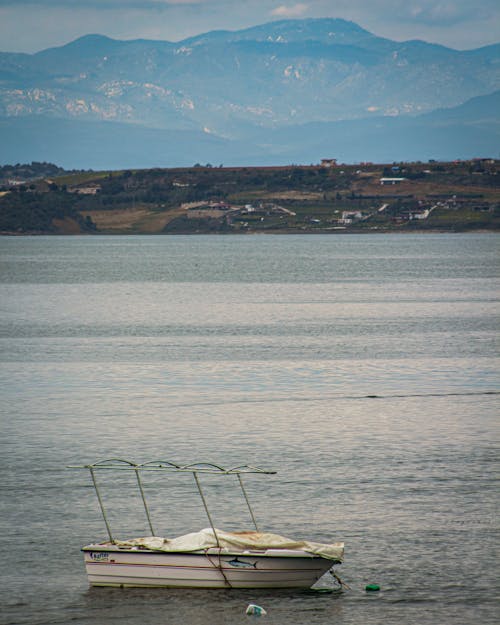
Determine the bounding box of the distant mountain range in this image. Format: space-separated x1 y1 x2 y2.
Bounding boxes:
0 18 499 168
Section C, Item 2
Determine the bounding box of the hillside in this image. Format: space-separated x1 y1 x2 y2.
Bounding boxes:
1 160 498 234
0 90 499 170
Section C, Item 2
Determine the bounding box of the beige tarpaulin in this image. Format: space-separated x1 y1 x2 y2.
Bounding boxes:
114 528 344 561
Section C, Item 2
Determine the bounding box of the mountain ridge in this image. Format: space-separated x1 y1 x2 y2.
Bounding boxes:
0 18 499 167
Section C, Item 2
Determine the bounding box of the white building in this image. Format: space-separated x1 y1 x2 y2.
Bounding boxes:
380 177 407 185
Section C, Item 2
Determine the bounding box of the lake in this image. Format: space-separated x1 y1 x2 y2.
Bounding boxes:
1 233 498 625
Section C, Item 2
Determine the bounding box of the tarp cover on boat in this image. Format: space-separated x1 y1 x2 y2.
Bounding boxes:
114 528 344 561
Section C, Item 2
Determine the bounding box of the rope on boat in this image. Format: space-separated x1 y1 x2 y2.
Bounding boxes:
204 548 232 589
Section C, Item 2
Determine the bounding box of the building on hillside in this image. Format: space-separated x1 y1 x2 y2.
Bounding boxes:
68 184 101 195
380 177 407 185
409 209 430 220
338 211 363 224
320 158 337 168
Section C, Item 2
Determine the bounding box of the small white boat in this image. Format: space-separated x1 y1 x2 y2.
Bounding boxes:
70 459 344 589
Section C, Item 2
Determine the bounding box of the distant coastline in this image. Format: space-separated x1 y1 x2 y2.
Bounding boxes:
1 160 498 235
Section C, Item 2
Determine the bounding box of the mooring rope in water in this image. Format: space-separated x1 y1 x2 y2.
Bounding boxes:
329 570 384 594
330 568 351 590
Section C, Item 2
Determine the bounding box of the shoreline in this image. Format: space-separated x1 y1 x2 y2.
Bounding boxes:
2 228 499 236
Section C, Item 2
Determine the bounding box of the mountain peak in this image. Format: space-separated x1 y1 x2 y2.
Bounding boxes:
243 18 372 42
35 34 121 58
262 17 369 32
181 17 374 47
68 33 115 45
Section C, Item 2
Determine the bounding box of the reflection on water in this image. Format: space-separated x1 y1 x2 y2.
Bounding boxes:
0 234 499 625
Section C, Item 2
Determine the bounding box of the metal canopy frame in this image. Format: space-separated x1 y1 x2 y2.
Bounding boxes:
69 458 276 545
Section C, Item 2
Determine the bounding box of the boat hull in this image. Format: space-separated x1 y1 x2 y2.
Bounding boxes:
82 545 337 589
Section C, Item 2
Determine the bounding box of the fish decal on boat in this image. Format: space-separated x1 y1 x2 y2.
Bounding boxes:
227 557 258 569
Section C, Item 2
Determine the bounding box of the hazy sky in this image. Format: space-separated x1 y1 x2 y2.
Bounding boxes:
0 0 499 53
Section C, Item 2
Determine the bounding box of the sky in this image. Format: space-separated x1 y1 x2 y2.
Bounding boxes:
0 0 499 53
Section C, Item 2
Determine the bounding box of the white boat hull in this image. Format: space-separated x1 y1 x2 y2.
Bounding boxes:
82 545 337 589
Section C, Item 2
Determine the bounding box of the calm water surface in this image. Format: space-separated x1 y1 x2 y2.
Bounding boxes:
1 234 499 625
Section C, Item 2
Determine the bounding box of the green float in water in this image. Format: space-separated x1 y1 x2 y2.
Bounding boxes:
365 584 380 592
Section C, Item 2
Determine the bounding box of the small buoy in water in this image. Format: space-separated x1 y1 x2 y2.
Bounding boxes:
246 604 267 616
365 584 380 592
